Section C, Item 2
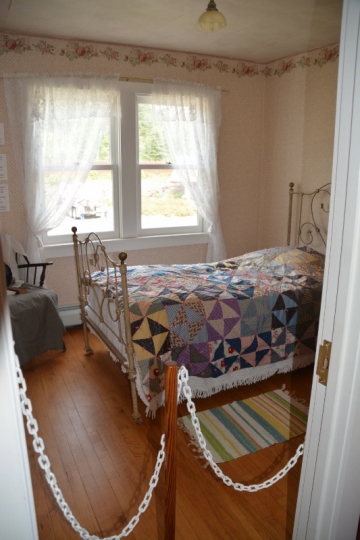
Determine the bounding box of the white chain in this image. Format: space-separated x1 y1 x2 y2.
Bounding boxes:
178 366 305 492
16 353 305 539
15 355 165 540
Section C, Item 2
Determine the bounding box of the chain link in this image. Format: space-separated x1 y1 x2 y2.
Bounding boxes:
15 355 165 540
178 366 305 492
15 353 305 539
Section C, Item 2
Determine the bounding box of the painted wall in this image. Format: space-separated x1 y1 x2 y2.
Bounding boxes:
259 48 339 251
0 34 338 307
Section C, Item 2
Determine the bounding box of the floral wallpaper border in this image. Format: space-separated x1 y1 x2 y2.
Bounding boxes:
0 34 339 78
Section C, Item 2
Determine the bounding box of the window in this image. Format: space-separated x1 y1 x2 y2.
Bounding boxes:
45 82 205 251
136 96 200 235
46 121 119 243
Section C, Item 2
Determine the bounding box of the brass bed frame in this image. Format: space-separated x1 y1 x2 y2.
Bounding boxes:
72 181 330 424
287 182 330 248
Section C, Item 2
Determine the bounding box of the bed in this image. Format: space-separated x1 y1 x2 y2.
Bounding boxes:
72 182 330 422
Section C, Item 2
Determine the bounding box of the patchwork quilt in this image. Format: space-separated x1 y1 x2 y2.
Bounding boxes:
91 246 324 413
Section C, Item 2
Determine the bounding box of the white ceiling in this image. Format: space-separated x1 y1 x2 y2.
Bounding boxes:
0 0 343 64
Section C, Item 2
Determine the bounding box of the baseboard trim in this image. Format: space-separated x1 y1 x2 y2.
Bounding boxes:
58 305 82 328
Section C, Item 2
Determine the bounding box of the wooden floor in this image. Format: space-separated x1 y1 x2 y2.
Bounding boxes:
22 328 314 540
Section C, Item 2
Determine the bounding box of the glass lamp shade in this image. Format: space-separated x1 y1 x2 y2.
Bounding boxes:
198 2 227 31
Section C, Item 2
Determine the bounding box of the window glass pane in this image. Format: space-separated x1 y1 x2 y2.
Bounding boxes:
95 125 111 165
141 169 198 229
47 170 114 237
138 103 171 164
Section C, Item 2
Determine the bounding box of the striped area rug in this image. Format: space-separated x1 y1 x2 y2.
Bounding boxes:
178 389 308 463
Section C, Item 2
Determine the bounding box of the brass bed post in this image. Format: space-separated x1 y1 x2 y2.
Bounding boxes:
287 182 295 245
118 252 142 424
72 227 93 354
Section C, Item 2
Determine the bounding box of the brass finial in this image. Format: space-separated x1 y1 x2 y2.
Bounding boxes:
118 252 128 264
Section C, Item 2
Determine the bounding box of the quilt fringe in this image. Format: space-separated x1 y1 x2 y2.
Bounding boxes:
145 354 315 417
280 384 308 405
84 300 314 418
177 418 209 467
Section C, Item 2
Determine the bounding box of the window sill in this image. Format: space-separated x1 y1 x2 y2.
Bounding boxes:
43 232 209 259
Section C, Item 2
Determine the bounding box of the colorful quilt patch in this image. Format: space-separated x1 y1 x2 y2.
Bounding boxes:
92 246 324 407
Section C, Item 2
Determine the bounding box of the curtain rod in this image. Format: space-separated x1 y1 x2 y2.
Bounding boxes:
0 74 229 92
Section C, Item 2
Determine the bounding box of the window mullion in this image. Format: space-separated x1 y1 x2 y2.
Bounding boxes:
121 90 138 239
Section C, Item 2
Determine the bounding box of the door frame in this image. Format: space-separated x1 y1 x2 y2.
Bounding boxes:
294 0 360 537
0 249 38 539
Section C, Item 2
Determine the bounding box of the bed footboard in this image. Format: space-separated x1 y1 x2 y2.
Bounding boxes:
71 227 142 424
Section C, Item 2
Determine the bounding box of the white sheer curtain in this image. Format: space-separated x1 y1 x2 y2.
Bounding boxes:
4 73 120 263
152 78 225 262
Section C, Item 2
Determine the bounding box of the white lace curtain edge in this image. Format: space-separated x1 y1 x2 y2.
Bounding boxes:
152 78 226 263
3 73 121 264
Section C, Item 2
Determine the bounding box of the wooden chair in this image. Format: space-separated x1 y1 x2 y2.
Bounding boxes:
1 233 66 365
15 253 53 287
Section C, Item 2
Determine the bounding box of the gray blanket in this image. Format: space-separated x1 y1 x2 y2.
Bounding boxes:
8 285 66 365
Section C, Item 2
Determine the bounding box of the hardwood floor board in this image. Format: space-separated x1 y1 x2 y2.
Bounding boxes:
96 405 159 473
227 518 266 540
56 413 98 481
278 493 297 517
276 471 302 509
231 489 275 522
36 416 70 471
93 422 161 524
176 449 251 528
93 425 145 488
66 469 100 535
38 455 77 517
171 465 227 537
25 409 79 517
52 387 82 425
79 473 124 538
45 418 78 474
250 487 290 519
174 493 228 540
220 458 265 488
95 402 147 456
24 329 315 539
175 449 251 538
49 508 82 540
223 450 266 481
91 413 150 479
67 414 118 481
256 513 295 540
109 477 161 540
173 506 202 540
86 431 121 481
27 451 51 516
36 513 56 540
211 450 257 481
93 482 138 538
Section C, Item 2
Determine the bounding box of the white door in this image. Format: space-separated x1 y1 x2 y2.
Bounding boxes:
293 0 360 538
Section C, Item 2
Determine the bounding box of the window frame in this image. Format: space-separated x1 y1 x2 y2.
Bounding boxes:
42 81 208 257
135 94 203 237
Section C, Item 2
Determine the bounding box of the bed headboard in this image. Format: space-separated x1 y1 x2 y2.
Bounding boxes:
287 182 331 252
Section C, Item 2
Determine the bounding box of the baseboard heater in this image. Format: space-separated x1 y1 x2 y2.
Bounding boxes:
58 305 82 328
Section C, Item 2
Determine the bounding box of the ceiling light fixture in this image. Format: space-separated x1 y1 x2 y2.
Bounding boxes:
198 0 227 32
